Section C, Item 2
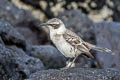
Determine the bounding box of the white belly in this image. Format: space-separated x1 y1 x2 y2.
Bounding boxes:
51 35 76 58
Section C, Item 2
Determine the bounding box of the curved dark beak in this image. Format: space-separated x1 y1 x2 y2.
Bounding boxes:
39 23 48 27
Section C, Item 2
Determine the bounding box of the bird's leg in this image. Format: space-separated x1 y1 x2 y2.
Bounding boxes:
66 55 79 68
65 58 71 68
61 58 71 69
0 37 5 45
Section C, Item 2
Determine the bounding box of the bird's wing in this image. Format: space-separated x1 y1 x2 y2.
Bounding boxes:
63 29 88 51
63 29 94 58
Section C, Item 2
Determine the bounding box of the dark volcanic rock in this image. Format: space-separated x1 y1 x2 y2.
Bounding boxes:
16 27 40 45
29 45 66 69
94 22 120 70
26 68 120 80
0 44 44 80
112 0 120 22
0 19 29 51
0 0 34 26
8 46 45 75
0 18 45 80
0 0 49 45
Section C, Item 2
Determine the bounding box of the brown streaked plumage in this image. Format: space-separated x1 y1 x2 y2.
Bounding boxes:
63 29 94 58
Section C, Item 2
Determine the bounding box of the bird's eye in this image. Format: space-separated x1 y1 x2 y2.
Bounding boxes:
50 24 60 29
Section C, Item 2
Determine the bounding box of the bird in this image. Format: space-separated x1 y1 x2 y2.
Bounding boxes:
40 18 112 67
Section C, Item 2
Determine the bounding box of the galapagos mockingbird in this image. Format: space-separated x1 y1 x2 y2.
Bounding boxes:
40 18 111 67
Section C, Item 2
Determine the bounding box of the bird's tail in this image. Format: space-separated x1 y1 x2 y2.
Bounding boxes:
91 46 112 53
84 42 112 53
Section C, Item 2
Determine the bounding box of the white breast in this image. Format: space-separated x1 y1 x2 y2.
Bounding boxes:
50 34 76 58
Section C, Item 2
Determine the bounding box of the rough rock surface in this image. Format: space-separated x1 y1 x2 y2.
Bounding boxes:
94 22 120 70
26 68 120 80
0 0 49 45
0 0 34 26
29 45 66 69
0 19 29 51
0 44 44 80
0 18 45 80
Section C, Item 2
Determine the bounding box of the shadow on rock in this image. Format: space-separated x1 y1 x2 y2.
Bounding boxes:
29 45 66 69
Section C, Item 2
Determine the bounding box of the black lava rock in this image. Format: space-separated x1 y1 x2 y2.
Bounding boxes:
26 68 120 80
0 44 44 80
0 19 29 51
29 45 66 69
94 21 120 70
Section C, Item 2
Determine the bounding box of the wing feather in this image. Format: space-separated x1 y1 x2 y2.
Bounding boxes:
63 29 94 58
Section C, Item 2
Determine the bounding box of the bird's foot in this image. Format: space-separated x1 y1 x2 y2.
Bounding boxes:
60 62 75 70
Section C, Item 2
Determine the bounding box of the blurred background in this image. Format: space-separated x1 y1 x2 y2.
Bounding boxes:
12 0 120 22
0 0 120 79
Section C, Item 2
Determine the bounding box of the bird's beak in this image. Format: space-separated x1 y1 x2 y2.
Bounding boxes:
39 23 48 27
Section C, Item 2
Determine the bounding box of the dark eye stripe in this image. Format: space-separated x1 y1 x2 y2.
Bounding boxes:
50 24 60 29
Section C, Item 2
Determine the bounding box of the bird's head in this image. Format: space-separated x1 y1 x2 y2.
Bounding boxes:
40 18 66 34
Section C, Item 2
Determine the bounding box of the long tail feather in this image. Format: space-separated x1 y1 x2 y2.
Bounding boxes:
91 46 112 53
84 42 112 53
